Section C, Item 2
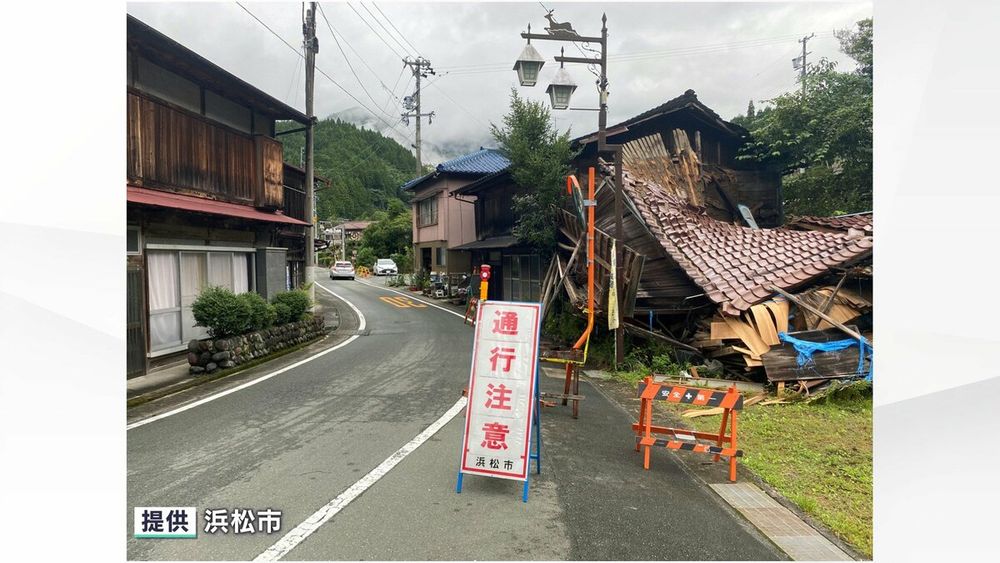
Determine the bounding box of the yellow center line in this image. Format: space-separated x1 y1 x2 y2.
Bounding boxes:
379 296 427 308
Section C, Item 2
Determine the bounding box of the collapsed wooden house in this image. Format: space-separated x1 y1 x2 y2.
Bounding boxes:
546 111 872 387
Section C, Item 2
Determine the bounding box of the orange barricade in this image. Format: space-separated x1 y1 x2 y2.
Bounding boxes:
631 376 744 482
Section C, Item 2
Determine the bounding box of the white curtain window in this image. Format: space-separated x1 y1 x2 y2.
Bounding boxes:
208 252 234 290
233 253 249 294
148 252 179 310
147 251 181 350
180 253 209 342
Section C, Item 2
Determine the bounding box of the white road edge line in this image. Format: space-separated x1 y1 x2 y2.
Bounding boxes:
126 282 366 431
254 396 469 561
356 278 466 319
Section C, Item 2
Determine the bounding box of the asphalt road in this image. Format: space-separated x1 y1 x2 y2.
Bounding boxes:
127 276 784 561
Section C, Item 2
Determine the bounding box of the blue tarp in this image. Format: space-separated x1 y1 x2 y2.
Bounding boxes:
777 332 872 381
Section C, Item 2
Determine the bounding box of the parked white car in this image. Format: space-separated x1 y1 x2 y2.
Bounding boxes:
373 258 398 276
329 261 355 280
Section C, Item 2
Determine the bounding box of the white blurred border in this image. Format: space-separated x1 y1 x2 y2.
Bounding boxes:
0 1 124 563
1 1 998 561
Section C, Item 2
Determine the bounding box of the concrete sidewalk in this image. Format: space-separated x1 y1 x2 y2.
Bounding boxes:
127 279 342 402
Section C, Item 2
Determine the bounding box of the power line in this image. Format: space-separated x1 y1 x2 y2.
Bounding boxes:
358 2 414 58
387 70 413 115
235 2 302 55
234 2 413 144
314 61 414 143
344 1 405 59
338 117 408 176
318 2 403 106
371 2 422 57
284 51 304 105
428 80 490 130
316 2 394 118
437 31 835 74
383 63 407 113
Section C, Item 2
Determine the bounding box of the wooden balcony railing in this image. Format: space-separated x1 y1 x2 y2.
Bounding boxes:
283 185 306 222
127 90 283 209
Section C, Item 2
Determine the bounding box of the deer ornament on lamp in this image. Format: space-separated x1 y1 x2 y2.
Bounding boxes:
544 9 579 37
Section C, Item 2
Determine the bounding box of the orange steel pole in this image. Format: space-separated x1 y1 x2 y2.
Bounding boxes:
563 167 597 402
575 166 596 350
729 409 739 482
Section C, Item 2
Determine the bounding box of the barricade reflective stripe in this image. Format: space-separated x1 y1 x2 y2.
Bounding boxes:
636 436 743 458
636 382 743 411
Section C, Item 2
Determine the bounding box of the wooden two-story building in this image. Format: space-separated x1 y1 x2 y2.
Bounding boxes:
126 16 313 376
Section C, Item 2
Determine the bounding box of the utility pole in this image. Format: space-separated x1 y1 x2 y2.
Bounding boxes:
303 2 318 299
797 33 814 96
401 56 435 174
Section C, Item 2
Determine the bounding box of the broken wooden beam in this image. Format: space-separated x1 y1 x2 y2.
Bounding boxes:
768 285 868 344
622 321 699 352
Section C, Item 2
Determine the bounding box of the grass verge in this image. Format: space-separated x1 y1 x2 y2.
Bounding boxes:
648 381 873 558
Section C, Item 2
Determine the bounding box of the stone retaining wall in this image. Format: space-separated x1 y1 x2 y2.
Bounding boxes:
187 316 326 375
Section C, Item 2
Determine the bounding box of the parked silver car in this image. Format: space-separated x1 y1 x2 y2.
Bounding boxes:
329 261 356 280
373 258 398 276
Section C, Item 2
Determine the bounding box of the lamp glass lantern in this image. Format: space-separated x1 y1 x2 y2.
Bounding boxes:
545 66 577 110
513 42 545 87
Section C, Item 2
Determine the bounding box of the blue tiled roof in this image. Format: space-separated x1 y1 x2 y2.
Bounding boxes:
400 173 432 192
400 148 510 191
438 148 510 174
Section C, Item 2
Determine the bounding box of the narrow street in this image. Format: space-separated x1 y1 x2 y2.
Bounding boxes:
127 276 783 561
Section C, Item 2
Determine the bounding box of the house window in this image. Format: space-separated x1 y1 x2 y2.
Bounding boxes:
127 226 142 255
147 249 256 353
502 254 542 302
436 247 446 267
418 197 438 227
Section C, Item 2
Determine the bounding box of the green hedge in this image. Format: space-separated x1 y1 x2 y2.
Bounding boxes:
192 287 312 338
272 289 311 325
192 287 263 337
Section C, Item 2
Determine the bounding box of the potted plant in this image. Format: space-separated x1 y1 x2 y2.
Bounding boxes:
408 271 424 292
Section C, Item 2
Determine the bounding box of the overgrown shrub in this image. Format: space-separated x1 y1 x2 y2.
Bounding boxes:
192 287 281 337
240 292 276 331
273 302 293 326
650 353 675 374
192 286 250 338
271 289 311 324
622 348 649 372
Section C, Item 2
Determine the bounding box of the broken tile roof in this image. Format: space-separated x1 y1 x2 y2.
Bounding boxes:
615 166 874 316
786 212 873 236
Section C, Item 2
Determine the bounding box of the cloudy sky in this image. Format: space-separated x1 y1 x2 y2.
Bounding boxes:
126 1 871 163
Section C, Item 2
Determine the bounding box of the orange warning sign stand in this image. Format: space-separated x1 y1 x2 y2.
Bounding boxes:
632 376 745 482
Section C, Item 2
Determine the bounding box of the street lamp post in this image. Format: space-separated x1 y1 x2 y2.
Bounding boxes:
333 227 346 262
515 12 625 366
